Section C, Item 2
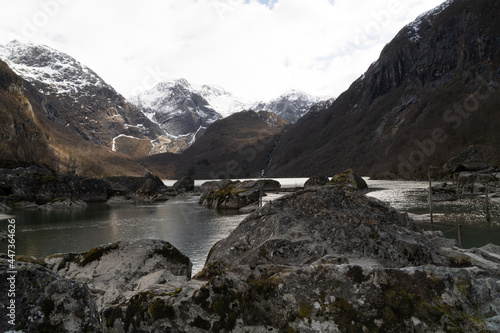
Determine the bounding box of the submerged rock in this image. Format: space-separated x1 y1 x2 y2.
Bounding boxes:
0 258 101 333
40 198 88 210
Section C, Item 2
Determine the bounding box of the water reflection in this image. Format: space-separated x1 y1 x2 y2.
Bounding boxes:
6 196 245 275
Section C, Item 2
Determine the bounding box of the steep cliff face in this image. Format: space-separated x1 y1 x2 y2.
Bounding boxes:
267 0 500 178
0 60 50 163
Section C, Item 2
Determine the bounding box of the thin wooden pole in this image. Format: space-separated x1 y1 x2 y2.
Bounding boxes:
259 183 263 208
428 168 433 225
485 183 491 224
458 224 464 248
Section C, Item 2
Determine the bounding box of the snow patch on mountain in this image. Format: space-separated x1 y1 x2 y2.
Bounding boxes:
0 40 106 96
252 90 324 123
406 0 454 43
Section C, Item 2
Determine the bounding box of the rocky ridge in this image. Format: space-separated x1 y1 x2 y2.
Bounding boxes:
0 163 181 210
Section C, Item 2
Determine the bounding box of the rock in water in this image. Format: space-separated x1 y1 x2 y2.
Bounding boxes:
173 175 195 194
327 169 368 191
304 175 330 188
0 259 101 332
199 180 261 209
44 239 192 311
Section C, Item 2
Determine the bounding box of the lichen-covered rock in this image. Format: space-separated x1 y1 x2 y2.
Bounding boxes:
102 186 500 332
327 169 368 191
173 175 195 194
44 239 192 311
304 175 330 188
0 259 101 332
205 186 434 270
199 180 262 209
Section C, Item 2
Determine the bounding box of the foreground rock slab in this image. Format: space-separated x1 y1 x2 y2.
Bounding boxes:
44 239 192 311
0 258 101 332
102 187 500 332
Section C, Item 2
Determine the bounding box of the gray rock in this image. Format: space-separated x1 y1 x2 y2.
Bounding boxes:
40 198 88 210
0 201 11 211
199 180 262 209
44 239 192 311
101 187 500 333
327 169 368 191
173 175 195 194
304 175 330 188
205 186 430 270
135 173 173 202
0 259 101 332
199 179 234 196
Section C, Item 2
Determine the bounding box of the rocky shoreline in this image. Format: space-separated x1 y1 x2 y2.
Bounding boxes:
0 163 195 211
1 176 500 332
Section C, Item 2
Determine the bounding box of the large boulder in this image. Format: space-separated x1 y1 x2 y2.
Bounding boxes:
327 169 368 191
102 187 500 333
135 173 174 202
304 175 329 188
173 175 195 194
0 165 111 206
0 258 101 333
44 239 192 311
205 186 432 270
199 180 270 209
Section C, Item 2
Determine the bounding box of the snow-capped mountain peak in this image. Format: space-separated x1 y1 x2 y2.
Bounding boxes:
0 40 106 96
252 90 324 123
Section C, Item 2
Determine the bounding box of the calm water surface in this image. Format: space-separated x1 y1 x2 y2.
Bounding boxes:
366 179 500 248
1 178 498 275
1 196 245 275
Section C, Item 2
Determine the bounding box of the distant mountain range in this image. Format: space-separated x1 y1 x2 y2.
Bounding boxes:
132 78 325 153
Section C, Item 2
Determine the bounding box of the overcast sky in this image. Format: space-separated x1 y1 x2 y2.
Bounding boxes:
0 0 445 101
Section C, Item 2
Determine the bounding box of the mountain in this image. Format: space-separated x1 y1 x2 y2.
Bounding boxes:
141 111 289 179
253 90 325 123
266 0 500 179
0 40 164 157
133 79 256 154
0 58 153 176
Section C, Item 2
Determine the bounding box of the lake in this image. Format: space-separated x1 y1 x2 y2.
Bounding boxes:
1 178 498 275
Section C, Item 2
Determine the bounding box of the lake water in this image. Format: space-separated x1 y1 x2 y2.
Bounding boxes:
1 178 498 275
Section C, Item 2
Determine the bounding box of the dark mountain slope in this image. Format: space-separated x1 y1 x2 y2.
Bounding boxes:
267 0 500 178
141 111 289 179
0 60 152 176
0 41 164 155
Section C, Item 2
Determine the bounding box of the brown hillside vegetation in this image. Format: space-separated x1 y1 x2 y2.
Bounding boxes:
142 111 289 179
0 60 150 177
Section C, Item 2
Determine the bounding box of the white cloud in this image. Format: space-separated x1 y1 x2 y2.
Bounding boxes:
0 0 446 101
